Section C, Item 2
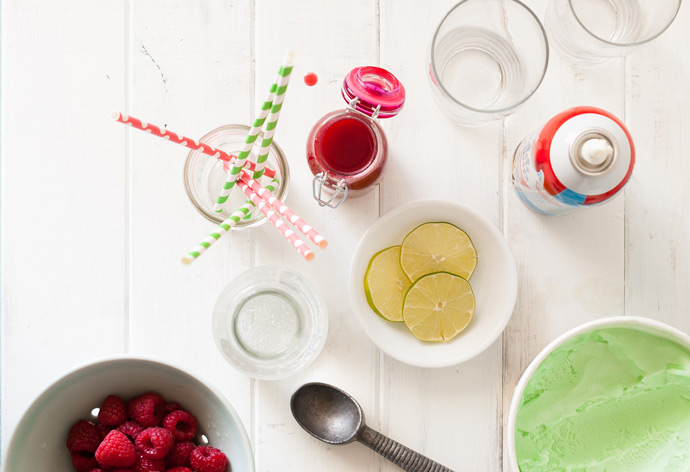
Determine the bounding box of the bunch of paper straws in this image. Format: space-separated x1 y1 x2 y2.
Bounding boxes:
113 51 327 263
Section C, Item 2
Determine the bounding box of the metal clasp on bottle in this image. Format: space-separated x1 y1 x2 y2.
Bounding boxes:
312 172 348 209
348 97 381 121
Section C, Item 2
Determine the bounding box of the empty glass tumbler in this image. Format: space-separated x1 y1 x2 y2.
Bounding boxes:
545 0 682 66
428 0 549 125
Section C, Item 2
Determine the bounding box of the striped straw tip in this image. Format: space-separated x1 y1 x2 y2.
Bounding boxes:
305 251 315 262
111 111 122 120
181 255 195 265
285 50 296 66
317 239 328 249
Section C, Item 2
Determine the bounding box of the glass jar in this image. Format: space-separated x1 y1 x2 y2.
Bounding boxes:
307 66 405 208
212 266 328 380
184 124 290 228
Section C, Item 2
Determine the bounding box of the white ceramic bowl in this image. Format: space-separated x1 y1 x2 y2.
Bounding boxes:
348 199 517 367
2 357 254 472
506 316 690 471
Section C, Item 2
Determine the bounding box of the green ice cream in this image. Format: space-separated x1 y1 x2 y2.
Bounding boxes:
515 326 690 472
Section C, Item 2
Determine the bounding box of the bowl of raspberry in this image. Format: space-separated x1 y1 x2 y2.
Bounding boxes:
2 357 254 472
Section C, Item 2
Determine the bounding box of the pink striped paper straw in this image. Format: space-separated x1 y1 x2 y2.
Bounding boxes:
239 172 327 248
237 180 315 262
112 112 276 178
223 155 276 179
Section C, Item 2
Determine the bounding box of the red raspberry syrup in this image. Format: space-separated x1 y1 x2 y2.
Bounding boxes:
319 116 375 174
303 72 318 86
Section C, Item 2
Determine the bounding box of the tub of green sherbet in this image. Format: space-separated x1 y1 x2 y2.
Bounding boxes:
507 316 690 472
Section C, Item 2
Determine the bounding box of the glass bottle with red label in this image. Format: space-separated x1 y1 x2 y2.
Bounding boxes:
307 66 405 208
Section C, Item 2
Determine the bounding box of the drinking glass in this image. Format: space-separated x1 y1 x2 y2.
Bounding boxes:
184 124 289 228
428 0 549 126
212 266 328 380
545 0 682 66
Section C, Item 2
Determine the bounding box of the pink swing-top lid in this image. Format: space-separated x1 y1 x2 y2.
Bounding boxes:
341 66 405 119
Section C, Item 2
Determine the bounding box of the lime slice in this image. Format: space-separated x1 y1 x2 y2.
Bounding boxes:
402 272 475 342
400 222 477 281
364 246 411 322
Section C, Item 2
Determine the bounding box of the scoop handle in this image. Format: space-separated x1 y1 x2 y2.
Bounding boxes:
357 425 455 472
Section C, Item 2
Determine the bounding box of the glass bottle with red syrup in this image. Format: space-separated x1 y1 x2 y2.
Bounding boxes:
307 66 405 208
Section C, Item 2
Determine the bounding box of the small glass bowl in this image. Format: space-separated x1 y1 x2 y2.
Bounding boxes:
184 125 290 228
212 266 328 380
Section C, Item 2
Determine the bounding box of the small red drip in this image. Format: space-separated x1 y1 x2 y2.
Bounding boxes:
304 72 318 87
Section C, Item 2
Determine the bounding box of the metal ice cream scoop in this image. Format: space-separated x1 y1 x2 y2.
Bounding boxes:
290 382 455 472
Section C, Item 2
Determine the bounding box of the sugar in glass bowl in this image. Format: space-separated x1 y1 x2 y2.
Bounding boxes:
2 357 254 472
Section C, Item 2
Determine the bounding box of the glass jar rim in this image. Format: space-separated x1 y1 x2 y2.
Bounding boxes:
430 0 549 115
566 0 682 48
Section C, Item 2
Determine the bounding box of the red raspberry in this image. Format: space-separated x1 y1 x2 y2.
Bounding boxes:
99 395 128 426
166 468 193 472
135 427 173 459
127 393 166 427
162 410 198 441
97 423 115 440
190 445 229 472
95 430 137 468
118 421 145 442
164 401 181 413
87 469 106 472
166 440 195 467
67 420 101 453
71 451 99 472
133 453 166 472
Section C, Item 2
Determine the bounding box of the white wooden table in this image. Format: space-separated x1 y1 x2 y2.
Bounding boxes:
2 1 689 470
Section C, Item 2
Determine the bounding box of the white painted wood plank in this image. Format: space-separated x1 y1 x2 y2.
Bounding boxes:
380 0 504 469
127 0 255 435
253 1 381 471
625 6 690 333
501 1 627 468
0 0 127 452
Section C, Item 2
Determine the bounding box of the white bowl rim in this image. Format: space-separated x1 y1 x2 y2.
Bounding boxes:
348 198 518 368
505 315 690 471
2 354 255 472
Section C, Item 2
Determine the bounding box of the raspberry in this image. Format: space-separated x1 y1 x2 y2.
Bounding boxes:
95 430 137 468
127 393 166 427
135 427 173 459
98 423 115 440
133 453 166 472
118 421 145 442
166 468 193 472
163 410 198 441
190 445 229 472
87 469 106 472
71 451 99 472
164 401 181 413
67 420 101 453
166 440 195 467
99 395 128 426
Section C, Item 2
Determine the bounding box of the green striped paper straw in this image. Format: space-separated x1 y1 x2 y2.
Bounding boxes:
242 57 295 219
182 179 281 264
213 51 295 213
